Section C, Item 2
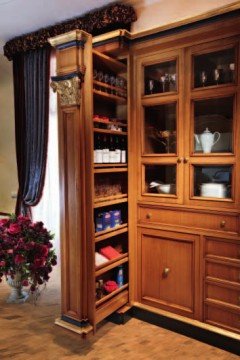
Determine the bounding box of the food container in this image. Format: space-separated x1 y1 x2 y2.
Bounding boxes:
149 182 175 194
200 183 227 198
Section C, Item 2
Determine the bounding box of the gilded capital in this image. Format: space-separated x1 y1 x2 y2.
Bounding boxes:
50 69 86 106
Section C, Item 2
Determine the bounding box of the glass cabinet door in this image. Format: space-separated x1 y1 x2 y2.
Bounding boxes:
144 59 177 96
139 50 183 204
143 164 177 196
185 39 239 208
144 102 177 155
193 47 236 89
193 165 233 200
193 96 234 155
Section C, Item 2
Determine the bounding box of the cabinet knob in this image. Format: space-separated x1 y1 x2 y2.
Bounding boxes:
163 267 170 277
220 220 226 228
183 157 189 163
177 157 183 164
146 213 152 219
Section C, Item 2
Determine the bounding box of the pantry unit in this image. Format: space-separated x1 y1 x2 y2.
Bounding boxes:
49 10 240 340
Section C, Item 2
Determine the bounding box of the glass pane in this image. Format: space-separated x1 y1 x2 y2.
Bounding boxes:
144 60 177 95
145 165 176 195
194 48 235 88
194 96 233 153
144 103 176 154
194 165 232 199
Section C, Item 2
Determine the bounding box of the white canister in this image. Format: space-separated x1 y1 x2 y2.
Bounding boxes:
200 183 227 198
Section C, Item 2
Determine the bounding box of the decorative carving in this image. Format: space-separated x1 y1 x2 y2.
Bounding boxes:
51 77 81 106
4 3 137 60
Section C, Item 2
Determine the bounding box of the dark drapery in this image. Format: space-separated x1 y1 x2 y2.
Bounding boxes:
13 47 51 216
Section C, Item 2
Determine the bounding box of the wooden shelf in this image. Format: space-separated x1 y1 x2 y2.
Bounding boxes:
93 49 127 73
94 163 127 168
94 196 128 208
95 255 128 277
95 224 128 242
96 283 129 307
93 118 127 127
94 167 128 174
95 289 129 324
93 89 127 104
93 128 127 136
93 80 127 97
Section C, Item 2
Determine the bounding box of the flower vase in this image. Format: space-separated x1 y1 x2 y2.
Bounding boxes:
7 272 29 304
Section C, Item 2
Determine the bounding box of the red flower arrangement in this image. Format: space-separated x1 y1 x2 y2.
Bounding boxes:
0 215 57 294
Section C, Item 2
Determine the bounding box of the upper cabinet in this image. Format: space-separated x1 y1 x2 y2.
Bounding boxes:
135 37 240 209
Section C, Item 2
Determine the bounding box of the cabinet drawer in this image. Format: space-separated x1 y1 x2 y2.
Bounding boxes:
206 261 240 284
205 305 240 333
139 206 239 234
205 283 240 308
205 237 240 261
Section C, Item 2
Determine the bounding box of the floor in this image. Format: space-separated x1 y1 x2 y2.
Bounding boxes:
0 268 238 360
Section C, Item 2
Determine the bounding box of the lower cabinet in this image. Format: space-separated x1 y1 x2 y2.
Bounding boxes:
138 227 200 318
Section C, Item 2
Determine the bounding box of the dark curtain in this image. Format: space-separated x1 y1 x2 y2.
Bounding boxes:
13 47 51 216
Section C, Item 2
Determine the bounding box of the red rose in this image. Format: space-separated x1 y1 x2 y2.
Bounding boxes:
7 249 13 254
17 215 30 223
0 219 8 227
41 245 49 257
14 254 25 264
22 279 29 286
34 257 46 267
8 223 21 235
0 260 6 267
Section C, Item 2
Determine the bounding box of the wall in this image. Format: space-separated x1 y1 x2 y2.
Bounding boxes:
0 54 18 213
125 0 239 34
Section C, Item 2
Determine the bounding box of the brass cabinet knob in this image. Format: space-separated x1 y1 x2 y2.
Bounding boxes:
163 267 170 277
220 220 226 228
177 157 183 164
146 213 152 219
183 157 189 163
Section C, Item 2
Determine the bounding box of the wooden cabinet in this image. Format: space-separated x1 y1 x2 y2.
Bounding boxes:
138 228 200 318
49 12 240 339
132 14 240 336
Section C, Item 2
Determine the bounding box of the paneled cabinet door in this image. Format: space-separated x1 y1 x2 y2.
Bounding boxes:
138 228 200 318
136 49 184 204
184 38 240 209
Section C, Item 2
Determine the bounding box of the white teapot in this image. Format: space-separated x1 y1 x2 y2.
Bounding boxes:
195 128 220 153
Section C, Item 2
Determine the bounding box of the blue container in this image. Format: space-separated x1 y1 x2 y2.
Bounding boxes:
110 210 122 228
116 265 124 287
95 212 111 232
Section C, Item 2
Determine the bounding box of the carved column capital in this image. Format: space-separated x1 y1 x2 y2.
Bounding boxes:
50 70 85 106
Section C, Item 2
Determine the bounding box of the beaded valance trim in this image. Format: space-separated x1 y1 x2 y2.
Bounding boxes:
4 3 136 60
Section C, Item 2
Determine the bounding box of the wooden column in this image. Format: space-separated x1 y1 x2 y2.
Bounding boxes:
49 30 94 335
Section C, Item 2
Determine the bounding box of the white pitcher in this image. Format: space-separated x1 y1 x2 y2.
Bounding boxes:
195 128 221 153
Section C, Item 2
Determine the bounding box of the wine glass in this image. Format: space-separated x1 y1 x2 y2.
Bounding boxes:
147 79 155 94
103 73 110 92
97 71 104 90
200 71 207 87
160 75 166 92
170 73 176 91
110 75 116 95
214 69 220 85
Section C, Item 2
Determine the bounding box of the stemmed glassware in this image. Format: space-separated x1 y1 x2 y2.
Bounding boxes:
160 75 166 92
200 71 207 87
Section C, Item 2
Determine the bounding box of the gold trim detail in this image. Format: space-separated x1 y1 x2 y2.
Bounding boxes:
50 76 81 106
